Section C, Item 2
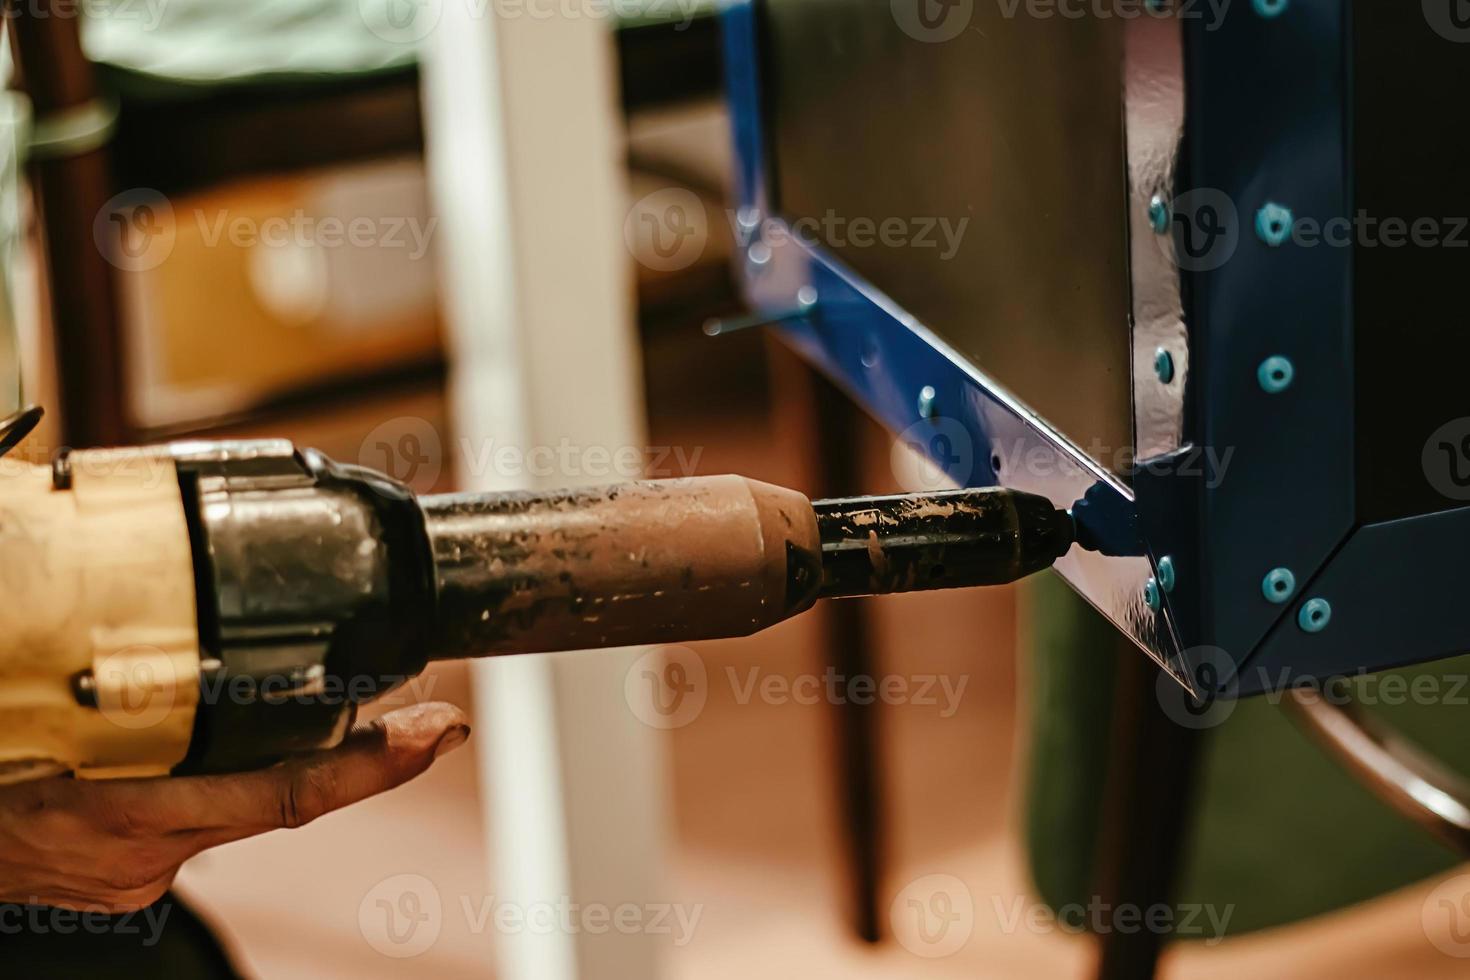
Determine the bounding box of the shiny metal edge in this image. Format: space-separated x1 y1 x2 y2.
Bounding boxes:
1125 11 1188 461
741 223 1187 685
720 0 1188 688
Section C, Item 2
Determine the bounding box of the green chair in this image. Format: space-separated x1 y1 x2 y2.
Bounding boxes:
1023 571 1470 977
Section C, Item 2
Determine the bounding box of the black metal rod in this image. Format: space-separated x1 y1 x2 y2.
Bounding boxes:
814 488 1075 599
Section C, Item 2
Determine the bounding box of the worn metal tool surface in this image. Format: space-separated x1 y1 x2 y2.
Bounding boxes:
425 476 824 659
814 489 1075 599
424 480 1075 659
0 411 1075 781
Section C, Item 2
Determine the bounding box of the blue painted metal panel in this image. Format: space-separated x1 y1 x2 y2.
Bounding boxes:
719 0 1470 692
1140 0 1358 692
720 0 1182 679
1241 508 1470 694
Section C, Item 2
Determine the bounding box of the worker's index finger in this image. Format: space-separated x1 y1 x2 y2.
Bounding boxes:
135 701 470 839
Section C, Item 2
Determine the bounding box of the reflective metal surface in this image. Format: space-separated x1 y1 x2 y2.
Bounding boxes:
726 0 1470 690
1124 13 1187 461
1286 688 1470 853
737 213 1184 680
1147 0 1356 689
723 0 1184 680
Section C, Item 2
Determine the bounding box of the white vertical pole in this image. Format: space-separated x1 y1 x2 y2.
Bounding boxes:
420 6 668 980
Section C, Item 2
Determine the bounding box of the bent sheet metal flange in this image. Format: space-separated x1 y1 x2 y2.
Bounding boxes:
737 224 1188 688
720 0 1188 688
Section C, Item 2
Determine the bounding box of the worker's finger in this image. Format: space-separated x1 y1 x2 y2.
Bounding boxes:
107 701 470 840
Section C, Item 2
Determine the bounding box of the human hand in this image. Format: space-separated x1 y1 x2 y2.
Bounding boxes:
0 701 470 912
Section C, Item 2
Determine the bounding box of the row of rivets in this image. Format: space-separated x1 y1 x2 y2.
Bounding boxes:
1144 0 1326 635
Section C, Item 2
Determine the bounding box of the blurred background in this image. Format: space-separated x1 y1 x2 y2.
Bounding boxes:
1 1 1468 977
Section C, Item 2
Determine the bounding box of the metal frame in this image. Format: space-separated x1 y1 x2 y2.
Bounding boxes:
1140 0 1470 693
721 0 1181 682
1285 689 1470 853
1136 0 1357 695
722 0 1470 694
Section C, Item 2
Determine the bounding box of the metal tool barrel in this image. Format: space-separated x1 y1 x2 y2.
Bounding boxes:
814 488 1075 598
422 476 824 659
423 478 1074 660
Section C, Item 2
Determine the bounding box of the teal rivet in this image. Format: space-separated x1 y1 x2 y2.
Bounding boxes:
1148 194 1170 234
1262 567 1296 604
1154 347 1175 385
1258 356 1295 394
1157 556 1177 593
1299 598 1332 633
1255 203 1294 246
917 385 938 420
1144 577 1162 611
1253 0 1287 16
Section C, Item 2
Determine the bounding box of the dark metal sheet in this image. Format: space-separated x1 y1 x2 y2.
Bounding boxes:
762 0 1134 468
